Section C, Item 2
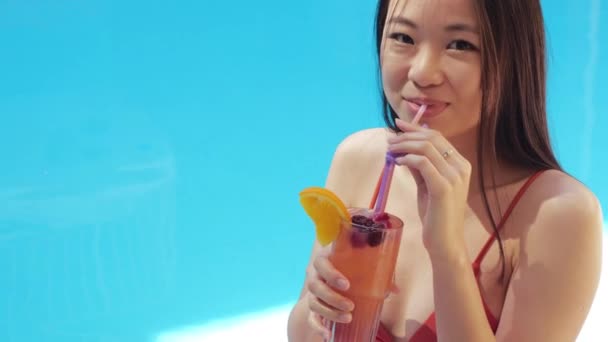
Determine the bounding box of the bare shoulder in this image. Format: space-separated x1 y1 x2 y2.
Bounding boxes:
325 128 392 206
526 169 603 229
495 169 604 340
519 169 603 245
333 127 391 161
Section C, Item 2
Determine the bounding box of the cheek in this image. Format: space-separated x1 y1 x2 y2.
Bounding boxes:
450 65 482 105
381 60 409 97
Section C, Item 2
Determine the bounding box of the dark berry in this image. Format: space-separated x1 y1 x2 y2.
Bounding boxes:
372 222 386 229
352 215 368 226
350 231 368 248
367 230 384 247
352 215 376 228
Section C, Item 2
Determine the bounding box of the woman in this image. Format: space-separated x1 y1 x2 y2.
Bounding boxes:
287 0 603 341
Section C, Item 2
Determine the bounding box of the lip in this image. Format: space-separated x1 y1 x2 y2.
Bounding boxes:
404 97 449 118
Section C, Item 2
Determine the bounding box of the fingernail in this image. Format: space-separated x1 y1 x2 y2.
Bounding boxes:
336 279 349 290
339 313 352 323
345 301 355 311
422 123 429 128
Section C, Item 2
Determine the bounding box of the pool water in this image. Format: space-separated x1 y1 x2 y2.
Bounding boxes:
0 0 606 341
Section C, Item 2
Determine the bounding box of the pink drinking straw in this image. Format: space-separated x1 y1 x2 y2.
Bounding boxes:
373 105 427 217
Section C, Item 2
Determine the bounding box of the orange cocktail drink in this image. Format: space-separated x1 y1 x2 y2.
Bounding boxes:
326 208 403 341
298 187 404 342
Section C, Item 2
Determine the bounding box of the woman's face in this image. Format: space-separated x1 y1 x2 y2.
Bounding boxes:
381 0 483 137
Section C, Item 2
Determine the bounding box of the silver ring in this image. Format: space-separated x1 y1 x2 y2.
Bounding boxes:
442 149 454 159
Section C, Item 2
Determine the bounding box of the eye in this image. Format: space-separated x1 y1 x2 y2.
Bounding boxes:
447 40 477 51
389 33 414 45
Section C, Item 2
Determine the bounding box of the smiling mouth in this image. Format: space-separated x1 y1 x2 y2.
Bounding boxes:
404 98 449 118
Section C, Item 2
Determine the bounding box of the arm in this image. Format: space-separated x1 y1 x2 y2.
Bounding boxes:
493 188 603 341
430 241 495 342
431 187 603 342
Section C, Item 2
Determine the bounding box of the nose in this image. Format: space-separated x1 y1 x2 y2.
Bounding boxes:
408 46 444 88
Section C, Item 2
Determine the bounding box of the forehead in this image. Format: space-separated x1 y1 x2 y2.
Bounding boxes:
387 0 478 24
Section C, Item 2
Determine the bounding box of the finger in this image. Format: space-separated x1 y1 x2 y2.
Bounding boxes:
395 119 443 138
394 119 451 151
308 293 353 323
390 282 401 294
396 154 451 198
394 119 455 152
395 118 425 132
411 168 425 190
313 256 350 291
389 140 455 179
308 313 331 340
308 278 355 312
392 119 467 180
387 131 428 144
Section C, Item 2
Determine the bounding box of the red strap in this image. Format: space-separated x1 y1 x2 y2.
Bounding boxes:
472 170 546 272
406 267 503 341
377 170 546 342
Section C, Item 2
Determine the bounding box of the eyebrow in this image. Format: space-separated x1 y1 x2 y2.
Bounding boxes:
388 17 479 34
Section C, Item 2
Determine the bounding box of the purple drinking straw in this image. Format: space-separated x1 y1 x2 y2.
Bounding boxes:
373 152 398 216
373 105 427 217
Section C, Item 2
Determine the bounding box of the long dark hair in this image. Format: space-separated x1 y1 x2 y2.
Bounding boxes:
374 0 563 278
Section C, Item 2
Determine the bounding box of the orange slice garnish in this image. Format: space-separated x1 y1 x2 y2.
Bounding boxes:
299 187 350 246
